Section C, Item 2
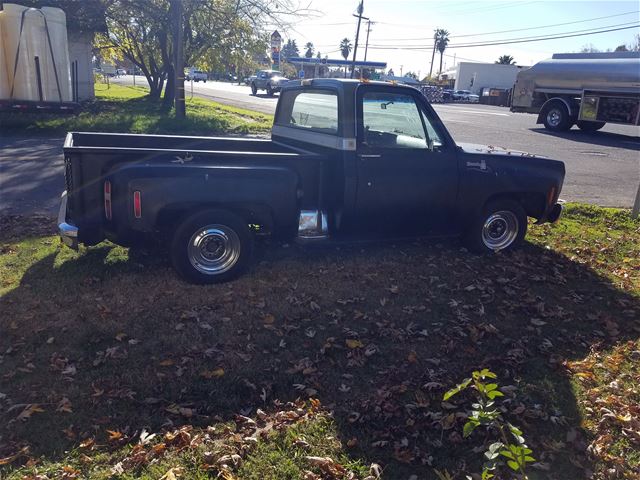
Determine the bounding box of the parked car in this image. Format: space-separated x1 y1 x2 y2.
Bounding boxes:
116 68 127 76
185 68 208 82
453 90 480 103
58 78 564 283
250 70 287 96
442 89 454 102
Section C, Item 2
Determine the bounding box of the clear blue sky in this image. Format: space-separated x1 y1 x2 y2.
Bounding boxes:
279 0 639 76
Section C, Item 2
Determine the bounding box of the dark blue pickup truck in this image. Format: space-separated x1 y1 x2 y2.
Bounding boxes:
58 79 564 283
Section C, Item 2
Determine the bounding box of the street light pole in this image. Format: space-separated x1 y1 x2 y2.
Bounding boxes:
174 0 185 119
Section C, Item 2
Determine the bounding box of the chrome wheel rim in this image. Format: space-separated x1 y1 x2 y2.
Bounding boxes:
546 108 562 127
482 211 519 251
188 225 241 275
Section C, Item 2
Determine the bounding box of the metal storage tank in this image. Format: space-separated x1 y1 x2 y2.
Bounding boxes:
1 3 72 102
0 9 10 99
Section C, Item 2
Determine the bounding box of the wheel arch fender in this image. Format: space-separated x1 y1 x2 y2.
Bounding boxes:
157 201 277 238
536 97 575 124
482 191 546 220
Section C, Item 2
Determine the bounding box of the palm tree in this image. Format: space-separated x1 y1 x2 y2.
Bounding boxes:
436 29 450 75
339 38 353 78
428 29 443 78
496 55 516 65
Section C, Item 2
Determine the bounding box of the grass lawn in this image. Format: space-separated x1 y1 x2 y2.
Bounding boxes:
0 205 638 479
0 83 273 136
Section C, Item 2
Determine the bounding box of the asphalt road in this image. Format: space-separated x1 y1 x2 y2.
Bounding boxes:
0 76 638 216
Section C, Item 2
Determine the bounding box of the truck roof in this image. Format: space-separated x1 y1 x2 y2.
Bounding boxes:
282 78 420 93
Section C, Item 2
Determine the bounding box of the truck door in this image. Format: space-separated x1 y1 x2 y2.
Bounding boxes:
354 85 459 231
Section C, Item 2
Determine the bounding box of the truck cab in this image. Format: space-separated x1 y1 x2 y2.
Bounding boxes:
59 79 564 283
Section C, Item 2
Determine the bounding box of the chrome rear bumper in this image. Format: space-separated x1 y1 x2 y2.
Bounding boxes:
58 191 78 250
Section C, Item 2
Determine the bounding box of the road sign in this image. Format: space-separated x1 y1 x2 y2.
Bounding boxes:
299 69 305 79
270 30 282 49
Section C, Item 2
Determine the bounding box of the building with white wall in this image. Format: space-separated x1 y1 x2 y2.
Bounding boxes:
453 62 529 95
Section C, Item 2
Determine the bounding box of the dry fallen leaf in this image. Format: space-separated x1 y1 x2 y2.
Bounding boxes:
17 404 44 421
160 467 184 480
200 368 225 379
107 430 124 441
346 339 363 349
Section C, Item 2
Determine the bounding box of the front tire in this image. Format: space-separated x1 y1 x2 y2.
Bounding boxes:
266 83 273 96
251 83 257 95
577 120 605 132
464 199 527 254
542 102 572 131
170 209 253 284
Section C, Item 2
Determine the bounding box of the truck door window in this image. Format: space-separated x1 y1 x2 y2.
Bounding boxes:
362 92 441 150
278 90 339 134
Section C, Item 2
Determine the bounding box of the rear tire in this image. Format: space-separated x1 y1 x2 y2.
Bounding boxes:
542 102 572 131
170 209 253 284
577 120 605 132
464 199 527 254
251 83 257 95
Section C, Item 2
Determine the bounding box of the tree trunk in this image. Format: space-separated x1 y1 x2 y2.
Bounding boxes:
439 51 444 75
147 74 161 99
163 65 175 107
429 42 436 78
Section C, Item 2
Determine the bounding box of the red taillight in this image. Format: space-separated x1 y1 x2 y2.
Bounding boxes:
133 191 142 218
104 181 112 220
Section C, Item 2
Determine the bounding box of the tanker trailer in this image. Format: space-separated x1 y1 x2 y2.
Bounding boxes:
511 52 640 132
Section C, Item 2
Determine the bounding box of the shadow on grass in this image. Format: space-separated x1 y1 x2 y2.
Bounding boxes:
1 236 638 478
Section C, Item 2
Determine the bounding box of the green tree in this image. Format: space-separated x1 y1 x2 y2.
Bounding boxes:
304 42 314 58
281 39 300 60
405 71 418 80
97 0 309 102
436 29 450 75
495 55 516 65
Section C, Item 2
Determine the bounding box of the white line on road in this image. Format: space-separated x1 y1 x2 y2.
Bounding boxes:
435 107 511 117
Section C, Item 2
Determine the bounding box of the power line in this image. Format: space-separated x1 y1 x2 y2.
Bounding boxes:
366 22 640 50
369 23 640 51
369 21 640 47
372 10 640 42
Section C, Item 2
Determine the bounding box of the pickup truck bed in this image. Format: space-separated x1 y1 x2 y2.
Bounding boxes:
62 132 329 247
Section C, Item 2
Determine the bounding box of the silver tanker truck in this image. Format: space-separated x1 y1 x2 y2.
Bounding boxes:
511 52 640 132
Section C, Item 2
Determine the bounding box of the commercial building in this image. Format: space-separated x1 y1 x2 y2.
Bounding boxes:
447 62 530 95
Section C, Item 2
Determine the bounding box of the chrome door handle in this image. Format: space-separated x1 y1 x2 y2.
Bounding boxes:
358 154 382 158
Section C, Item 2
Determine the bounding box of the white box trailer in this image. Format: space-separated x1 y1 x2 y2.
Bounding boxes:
510 52 640 132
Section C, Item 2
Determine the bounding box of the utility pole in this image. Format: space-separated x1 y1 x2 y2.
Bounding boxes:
173 0 185 119
633 181 640 219
364 19 374 61
351 0 368 79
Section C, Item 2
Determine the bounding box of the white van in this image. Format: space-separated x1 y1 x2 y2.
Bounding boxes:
185 68 207 82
